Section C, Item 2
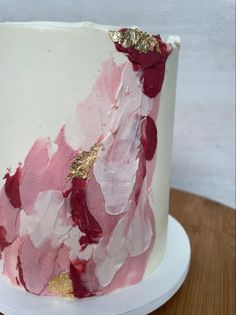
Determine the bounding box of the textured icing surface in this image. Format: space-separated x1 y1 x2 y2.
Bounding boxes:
0 23 178 298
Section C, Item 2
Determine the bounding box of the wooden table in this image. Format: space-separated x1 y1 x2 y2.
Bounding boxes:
1 189 235 315
150 189 235 315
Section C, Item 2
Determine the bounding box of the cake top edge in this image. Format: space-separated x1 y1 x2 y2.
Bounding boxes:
0 21 116 30
167 35 181 49
0 21 181 46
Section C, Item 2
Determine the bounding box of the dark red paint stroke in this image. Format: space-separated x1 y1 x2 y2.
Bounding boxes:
70 178 103 247
134 147 147 205
0 226 11 256
17 256 28 291
70 260 95 298
114 31 171 98
141 116 157 161
3 164 22 209
79 235 96 251
62 188 72 199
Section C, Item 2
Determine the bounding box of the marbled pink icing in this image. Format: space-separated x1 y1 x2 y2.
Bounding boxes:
20 128 75 214
64 61 125 151
0 49 170 297
0 189 20 245
2 238 21 286
93 63 152 215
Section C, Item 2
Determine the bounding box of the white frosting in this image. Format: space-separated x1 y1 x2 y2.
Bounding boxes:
19 189 95 262
126 178 153 257
93 177 153 286
19 190 95 260
94 63 149 215
145 37 180 275
94 235 128 287
107 216 129 257
27 191 68 247
63 226 95 261
0 22 180 277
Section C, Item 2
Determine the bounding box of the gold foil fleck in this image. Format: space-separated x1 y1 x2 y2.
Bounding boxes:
48 273 73 298
109 28 161 54
68 143 101 179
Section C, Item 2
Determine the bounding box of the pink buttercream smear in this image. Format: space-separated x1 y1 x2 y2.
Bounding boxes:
0 41 171 298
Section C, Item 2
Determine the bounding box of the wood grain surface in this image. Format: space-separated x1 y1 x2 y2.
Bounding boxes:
150 189 236 315
0 189 235 315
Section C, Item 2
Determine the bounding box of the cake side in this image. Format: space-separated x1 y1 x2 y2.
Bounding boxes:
145 37 180 275
0 22 180 297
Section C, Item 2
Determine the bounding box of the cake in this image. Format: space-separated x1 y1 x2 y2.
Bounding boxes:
0 22 180 298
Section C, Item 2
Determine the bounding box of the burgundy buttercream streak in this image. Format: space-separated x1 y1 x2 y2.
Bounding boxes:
70 177 103 249
70 260 95 298
141 116 158 161
0 29 172 298
17 256 28 291
114 29 171 161
4 164 22 209
114 30 170 98
0 226 10 256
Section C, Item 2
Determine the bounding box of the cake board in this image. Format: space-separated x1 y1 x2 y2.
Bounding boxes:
0 215 191 315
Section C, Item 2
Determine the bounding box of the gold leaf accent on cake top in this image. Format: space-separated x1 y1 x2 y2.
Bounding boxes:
48 273 73 298
68 143 101 179
109 28 161 54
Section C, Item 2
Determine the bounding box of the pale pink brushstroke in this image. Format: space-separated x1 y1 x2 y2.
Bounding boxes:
2 238 21 286
18 236 59 294
0 189 20 243
20 129 75 214
64 61 125 151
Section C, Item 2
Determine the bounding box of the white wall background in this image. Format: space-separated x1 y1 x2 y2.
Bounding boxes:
0 0 235 208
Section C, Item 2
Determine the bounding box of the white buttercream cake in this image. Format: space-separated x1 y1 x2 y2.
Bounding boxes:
0 22 180 298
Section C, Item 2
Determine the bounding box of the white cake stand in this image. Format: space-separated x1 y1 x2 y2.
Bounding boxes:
0 215 191 315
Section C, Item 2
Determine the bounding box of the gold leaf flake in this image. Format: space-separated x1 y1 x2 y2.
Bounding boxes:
68 143 101 179
109 28 161 54
48 273 73 298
